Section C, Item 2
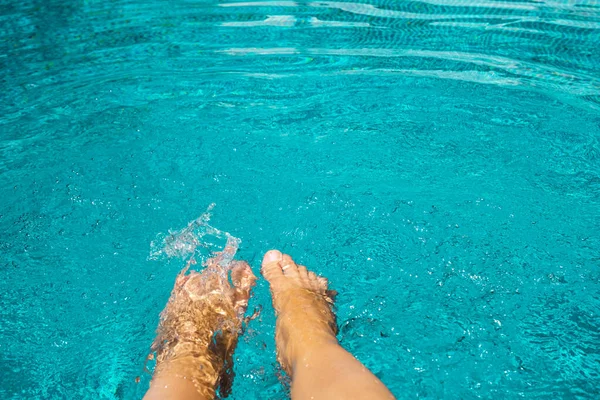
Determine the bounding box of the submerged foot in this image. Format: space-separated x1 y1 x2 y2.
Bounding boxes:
261 250 337 374
147 259 256 399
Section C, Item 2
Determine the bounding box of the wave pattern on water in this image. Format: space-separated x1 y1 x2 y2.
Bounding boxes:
2 0 600 123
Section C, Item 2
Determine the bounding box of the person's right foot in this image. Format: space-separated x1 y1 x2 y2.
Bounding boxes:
261 250 338 374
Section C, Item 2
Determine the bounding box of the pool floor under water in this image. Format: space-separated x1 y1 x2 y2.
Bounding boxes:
1 0 600 399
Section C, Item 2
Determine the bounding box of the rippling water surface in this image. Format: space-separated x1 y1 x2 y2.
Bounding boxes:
1 0 600 398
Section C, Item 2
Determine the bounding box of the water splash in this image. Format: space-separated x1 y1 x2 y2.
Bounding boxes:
149 204 241 268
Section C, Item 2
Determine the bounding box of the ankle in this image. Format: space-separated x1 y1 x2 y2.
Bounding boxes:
289 333 339 371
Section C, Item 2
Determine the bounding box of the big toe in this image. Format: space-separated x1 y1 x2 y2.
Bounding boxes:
231 261 256 290
262 249 284 281
230 261 256 315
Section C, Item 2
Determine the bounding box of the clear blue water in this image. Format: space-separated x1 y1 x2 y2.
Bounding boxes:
1 0 600 398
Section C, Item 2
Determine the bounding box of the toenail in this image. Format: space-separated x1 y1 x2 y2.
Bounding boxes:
263 250 283 264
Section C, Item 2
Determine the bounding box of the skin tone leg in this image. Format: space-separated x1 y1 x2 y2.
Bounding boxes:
261 250 396 400
143 257 256 400
144 248 393 400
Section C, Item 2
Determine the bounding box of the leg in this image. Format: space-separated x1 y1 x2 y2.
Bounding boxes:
144 259 256 400
262 250 395 400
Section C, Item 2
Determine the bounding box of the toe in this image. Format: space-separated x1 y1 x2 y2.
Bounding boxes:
309 271 323 290
281 254 299 278
317 276 329 290
298 265 309 281
174 266 192 288
230 261 256 316
231 261 256 291
261 249 284 281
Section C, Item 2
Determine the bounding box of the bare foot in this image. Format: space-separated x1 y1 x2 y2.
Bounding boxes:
261 250 337 374
261 250 395 400
145 258 256 400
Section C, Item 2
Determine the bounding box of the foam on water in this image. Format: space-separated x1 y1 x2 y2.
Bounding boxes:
149 203 241 271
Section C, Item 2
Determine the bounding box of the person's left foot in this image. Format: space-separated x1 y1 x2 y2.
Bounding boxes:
148 258 256 398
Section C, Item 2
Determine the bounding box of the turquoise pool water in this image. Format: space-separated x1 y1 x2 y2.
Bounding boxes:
2 0 600 398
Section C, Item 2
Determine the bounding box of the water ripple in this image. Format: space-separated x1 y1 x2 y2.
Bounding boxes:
2 0 599 119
